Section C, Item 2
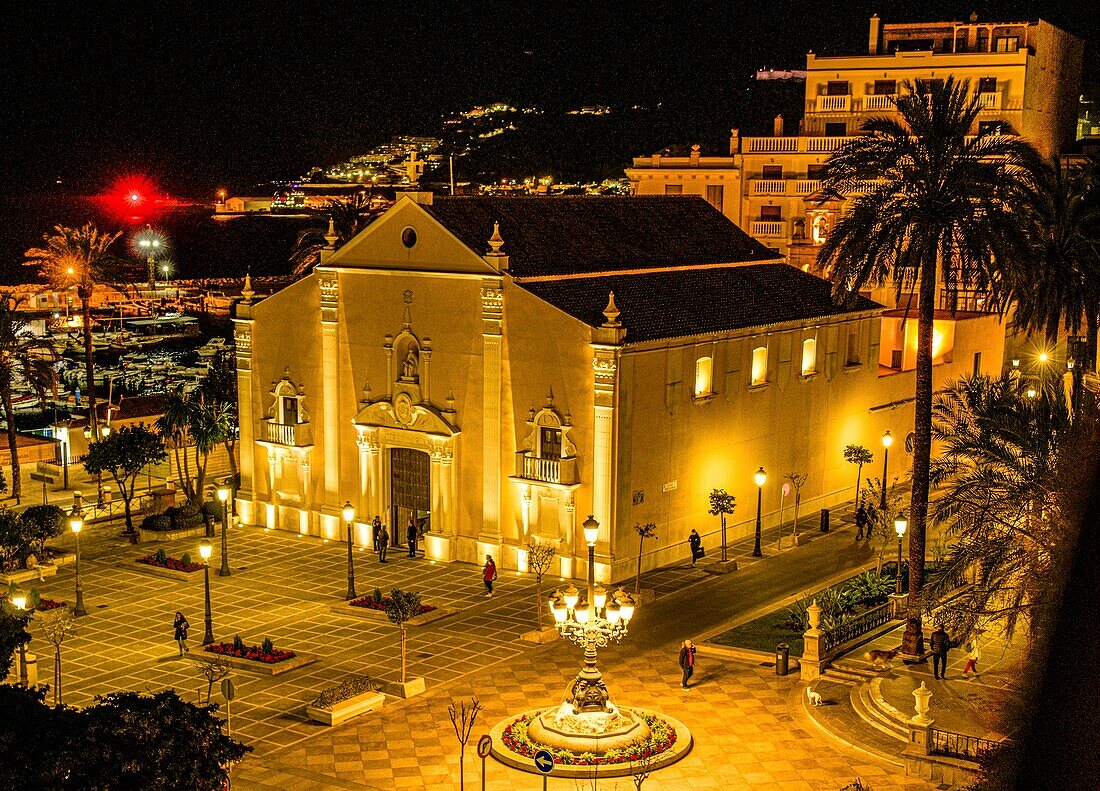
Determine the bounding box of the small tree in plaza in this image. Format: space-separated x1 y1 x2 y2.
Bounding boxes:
84 424 167 538
631 522 657 593
707 489 736 562
18 504 65 560
41 608 77 706
447 696 482 791
843 444 873 504
384 589 422 683
525 541 556 630
784 472 808 539
194 655 233 705
862 478 903 576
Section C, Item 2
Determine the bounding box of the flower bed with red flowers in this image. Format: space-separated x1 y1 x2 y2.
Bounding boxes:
137 555 204 572
35 598 67 611
204 641 297 664
499 711 677 765
350 596 437 616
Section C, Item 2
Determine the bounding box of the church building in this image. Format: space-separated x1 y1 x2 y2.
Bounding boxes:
233 194 1001 581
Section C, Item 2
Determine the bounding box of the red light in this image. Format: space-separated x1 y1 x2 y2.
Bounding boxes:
99 174 160 224
129 193 141 203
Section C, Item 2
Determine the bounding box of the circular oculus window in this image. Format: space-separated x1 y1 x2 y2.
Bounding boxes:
401 226 417 249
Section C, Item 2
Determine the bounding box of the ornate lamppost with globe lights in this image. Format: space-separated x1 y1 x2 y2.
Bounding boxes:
199 540 215 645
547 516 637 713
69 503 87 617
343 501 357 600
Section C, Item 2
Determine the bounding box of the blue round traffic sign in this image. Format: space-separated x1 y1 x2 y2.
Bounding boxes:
533 749 554 774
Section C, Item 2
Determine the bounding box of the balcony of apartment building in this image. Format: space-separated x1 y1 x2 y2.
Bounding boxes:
628 144 737 171
513 451 579 487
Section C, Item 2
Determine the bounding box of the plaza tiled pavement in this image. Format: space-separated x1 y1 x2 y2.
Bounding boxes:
18 499 946 789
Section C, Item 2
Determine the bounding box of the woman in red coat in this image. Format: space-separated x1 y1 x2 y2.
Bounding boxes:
483 555 498 597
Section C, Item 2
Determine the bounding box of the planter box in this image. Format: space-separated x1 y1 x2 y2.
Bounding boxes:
137 525 209 544
382 676 425 698
123 561 204 583
191 651 317 676
703 559 739 575
0 565 59 585
328 601 454 627
521 627 560 644
43 551 76 569
306 690 385 726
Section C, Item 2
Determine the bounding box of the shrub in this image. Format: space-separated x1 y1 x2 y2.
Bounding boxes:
842 571 894 607
170 504 204 530
261 637 274 655
154 548 168 564
0 507 33 569
19 505 65 557
141 513 171 532
181 552 193 567
200 501 223 523
372 588 383 604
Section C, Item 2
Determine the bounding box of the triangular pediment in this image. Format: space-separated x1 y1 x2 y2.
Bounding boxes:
322 198 501 275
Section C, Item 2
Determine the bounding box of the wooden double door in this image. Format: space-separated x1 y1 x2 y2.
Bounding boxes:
390 447 430 544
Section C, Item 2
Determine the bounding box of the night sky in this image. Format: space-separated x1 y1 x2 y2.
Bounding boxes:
1 1 1096 197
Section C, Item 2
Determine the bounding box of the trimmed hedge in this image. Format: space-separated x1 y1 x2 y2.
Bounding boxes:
140 503 212 532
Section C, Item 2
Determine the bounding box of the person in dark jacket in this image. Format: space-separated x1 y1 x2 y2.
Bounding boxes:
377 525 389 563
855 503 869 541
679 640 697 689
930 624 950 679
407 516 418 558
688 529 703 567
371 515 382 552
173 611 190 657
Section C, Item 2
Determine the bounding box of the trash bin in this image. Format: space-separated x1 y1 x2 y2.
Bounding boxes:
820 508 830 532
775 643 790 676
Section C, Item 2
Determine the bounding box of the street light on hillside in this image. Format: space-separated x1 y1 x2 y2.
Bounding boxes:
199 540 214 645
343 501 357 600
752 467 767 557
69 504 87 617
880 430 893 511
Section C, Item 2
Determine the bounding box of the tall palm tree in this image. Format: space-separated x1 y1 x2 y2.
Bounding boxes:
156 387 229 505
1006 156 1100 370
25 224 122 437
927 374 1073 645
816 76 1038 653
289 192 389 279
0 295 58 503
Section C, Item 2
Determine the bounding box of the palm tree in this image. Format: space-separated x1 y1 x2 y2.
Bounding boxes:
0 295 58 503
289 192 389 279
816 76 1038 653
926 374 1073 644
1006 156 1100 371
24 224 121 437
156 387 229 505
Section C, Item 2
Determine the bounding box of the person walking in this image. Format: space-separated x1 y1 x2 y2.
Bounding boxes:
371 515 382 552
962 637 981 679
688 529 703 567
377 524 389 563
173 611 190 657
483 555 497 597
406 516 418 558
678 639 697 689
855 502 868 541
930 624 950 680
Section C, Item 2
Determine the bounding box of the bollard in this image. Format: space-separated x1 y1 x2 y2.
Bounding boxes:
819 508 830 532
776 643 790 676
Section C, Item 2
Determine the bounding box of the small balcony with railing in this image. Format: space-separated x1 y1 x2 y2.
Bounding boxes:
815 94 851 113
513 451 579 487
939 288 999 314
259 420 313 447
863 94 897 111
751 220 786 238
978 91 1001 110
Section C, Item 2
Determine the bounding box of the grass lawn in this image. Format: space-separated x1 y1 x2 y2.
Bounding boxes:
708 609 804 655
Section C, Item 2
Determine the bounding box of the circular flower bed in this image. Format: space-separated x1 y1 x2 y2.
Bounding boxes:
35 598 67 611
138 554 204 572
205 641 296 664
500 711 676 766
350 596 437 616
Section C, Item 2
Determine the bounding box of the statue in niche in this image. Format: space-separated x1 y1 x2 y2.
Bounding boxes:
812 214 830 245
400 345 419 383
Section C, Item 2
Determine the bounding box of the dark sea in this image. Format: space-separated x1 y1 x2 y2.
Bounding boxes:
0 192 318 286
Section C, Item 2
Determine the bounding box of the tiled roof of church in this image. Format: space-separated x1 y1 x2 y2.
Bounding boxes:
424 196 779 276
519 265 881 344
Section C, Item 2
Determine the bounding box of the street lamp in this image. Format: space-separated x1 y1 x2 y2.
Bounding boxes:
549 515 637 716
9 588 29 685
880 430 893 511
893 517 907 595
216 485 231 577
69 505 87 617
199 540 214 645
343 501 357 600
752 467 766 557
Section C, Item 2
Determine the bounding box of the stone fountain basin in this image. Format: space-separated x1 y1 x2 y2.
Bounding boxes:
526 709 651 753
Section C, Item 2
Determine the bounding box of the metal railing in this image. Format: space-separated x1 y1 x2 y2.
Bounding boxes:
939 288 999 313
930 729 1003 761
823 602 893 652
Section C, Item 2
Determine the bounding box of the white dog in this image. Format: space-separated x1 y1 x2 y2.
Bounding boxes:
806 686 824 707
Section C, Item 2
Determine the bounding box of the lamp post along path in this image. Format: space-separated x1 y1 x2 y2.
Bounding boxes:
70 505 87 617
752 467 766 557
894 517 908 595
217 485 231 577
199 540 214 645
343 501 356 600
881 430 893 511
10 589 29 685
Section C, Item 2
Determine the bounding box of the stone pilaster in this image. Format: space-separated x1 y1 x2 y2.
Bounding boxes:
232 320 255 518
479 278 504 545
319 275 340 510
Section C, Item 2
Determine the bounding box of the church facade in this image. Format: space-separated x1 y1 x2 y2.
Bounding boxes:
233 194 1002 581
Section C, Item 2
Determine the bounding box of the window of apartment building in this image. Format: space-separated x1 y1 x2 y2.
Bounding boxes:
846 332 861 366
801 338 817 376
824 122 847 137
751 347 768 385
978 120 1007 136
873 79 897 96
539 426 562 459
976 32 989 51
994 36 1019 53
761 164 783 179
978 77 998 94
807 163 826 179
972 352 982 377
760 205 782 220
664 184 683 195
694 356 714 397
826 80 850 96
705 184 724 211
